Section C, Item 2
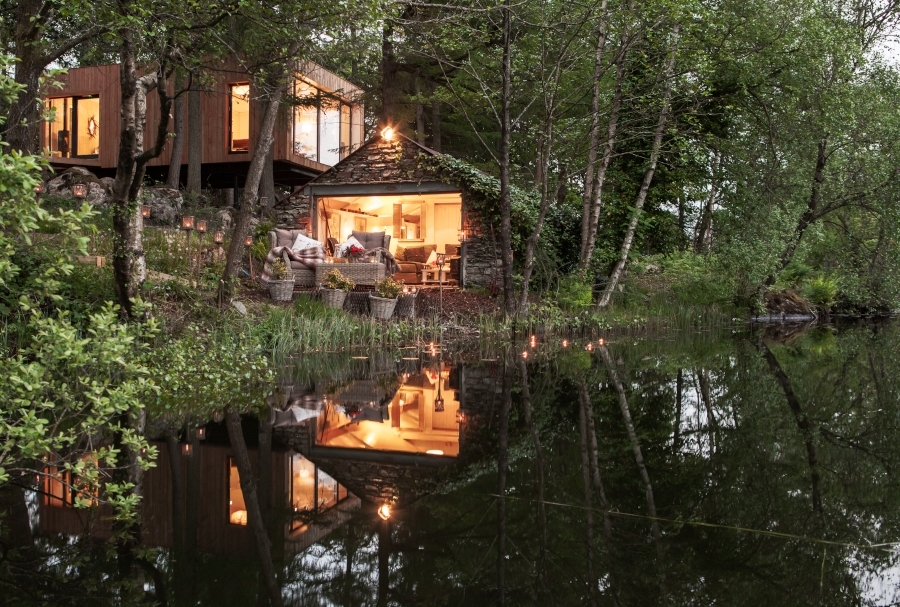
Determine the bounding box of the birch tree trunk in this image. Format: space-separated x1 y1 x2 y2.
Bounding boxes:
597 23 681 308
579 5 612 261
110 20 173 317
693 150 720 252
499 0 516 315
517 117 554 312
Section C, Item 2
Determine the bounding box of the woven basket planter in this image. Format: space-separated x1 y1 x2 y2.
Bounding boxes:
321 288 348 310
369 294 397 319
268 279 295 302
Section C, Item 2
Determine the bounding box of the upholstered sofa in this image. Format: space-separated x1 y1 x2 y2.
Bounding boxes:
394 244 460 284
266 228 318 286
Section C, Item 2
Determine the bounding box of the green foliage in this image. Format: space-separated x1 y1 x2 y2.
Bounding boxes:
553 274 593 312
374 276 404 299
270 258 289 280
323 268 354 290
803 276 839 310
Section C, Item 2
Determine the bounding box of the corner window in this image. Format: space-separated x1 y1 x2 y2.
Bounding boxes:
292 76 359 165
229 83 250 153
46 96 100 158
289 454 347 530
42 463 98 507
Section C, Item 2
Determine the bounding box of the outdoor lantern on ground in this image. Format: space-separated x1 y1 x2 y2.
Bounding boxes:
181 216 195 230
244 235 253 246
196 220 207 234
244 235 255 278
34 183 45 195
214 231 224 245
72 183 87 198
141 205 151 218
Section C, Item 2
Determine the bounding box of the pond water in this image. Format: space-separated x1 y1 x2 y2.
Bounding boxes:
15 319 900 605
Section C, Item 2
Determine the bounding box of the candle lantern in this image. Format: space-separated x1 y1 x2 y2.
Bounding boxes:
34 183 45 195
141 205 151 218
196 220 207 233
182 443 192 456
214 231 224 245
244 235 253 247
72 183 87 198
212 410 225 422
197 427 206 440
181 216 195 230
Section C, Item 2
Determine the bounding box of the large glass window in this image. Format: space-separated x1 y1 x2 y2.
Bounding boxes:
229 83 250 153
46 96 100 158
289 454 347 530
228 458 248 525
293 81 318 160
318 98 341 166
292 77 359 165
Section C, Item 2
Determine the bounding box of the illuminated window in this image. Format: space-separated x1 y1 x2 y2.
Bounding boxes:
319 98 341 166
46 96 100 158
228 458 248 525
290 454 347 530
42 463 99 507
293 80 318 160
229 83 250 153
293 77 359 165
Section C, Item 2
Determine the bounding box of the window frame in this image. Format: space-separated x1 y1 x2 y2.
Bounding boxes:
227 82 251 154
292 76 359 165
45 95 101 159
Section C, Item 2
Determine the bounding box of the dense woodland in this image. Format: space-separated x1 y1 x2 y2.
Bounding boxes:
1 0 900 603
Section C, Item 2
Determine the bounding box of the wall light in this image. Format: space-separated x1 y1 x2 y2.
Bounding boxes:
377 503 391 520
381 126 394 141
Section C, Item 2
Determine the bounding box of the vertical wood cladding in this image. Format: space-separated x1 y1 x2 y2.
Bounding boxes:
41 58 361 174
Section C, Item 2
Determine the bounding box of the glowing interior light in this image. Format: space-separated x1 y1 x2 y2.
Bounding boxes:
426 449 444 456
381 126 394 140
378 503 391 520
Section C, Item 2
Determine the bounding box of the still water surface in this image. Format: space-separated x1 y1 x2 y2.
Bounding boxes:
26 320 900 605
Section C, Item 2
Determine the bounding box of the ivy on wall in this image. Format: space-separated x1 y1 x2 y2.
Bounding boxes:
416 153 539 253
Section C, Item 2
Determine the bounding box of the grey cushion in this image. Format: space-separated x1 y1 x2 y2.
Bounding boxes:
273 228 308 249
351 230 388 250
405 245 436 263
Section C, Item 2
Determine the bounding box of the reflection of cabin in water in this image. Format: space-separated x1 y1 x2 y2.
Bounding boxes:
37 359 479 554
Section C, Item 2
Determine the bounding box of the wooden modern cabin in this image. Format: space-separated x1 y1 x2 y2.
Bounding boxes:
40 59 364 189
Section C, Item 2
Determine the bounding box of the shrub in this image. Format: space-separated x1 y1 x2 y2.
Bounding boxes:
804 276 839 310
374 277 403 299
270 258 289 280
554 274 593 312
323 269 354 290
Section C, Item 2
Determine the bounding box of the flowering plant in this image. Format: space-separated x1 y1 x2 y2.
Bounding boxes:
346 244 365 259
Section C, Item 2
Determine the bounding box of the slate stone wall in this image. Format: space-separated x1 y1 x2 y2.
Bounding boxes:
274 194 312 228
462 235 502 290
314 137 426 185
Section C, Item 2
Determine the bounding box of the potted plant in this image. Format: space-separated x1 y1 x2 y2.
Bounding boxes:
268 259 294 301
369 277 404 319
346 243 365 263
321 269 354 309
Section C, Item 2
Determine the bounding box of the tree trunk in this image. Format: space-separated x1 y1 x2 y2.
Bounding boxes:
581 50 626 270
499 0 515 315
577 394 599 607
165 431 185 550
166 78 187 190
579 4 612 262
693 151 720 253
764 135 829 286
497 366 511 606
518 358 550 591
7 0 44 155
222 77 289 297
187 86 203 195
415 73 426 145
431 100 442 152
598 346 665 583
598 23 680 308
225 411 284 607
517 117 554 312
758 339 823 513
261 145 276 211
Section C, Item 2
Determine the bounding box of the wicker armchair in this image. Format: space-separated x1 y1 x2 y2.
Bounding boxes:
265 229 317 287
